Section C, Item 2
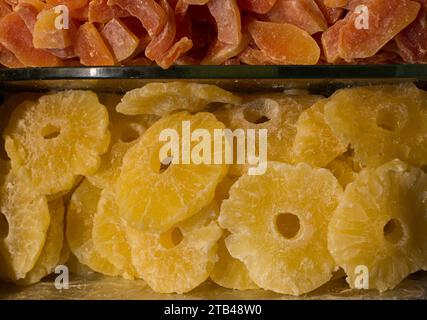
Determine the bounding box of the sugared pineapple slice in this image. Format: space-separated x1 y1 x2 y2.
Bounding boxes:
17 198 65 285
0 162 50 281
4 91 110 195
215 94 321 176
93 188 136 279
219 162 342 295
293 99 347 167
66 179 120 277
116 82 242 116
126 202 222 294
328 160 427 292
117 111 228 232
211 175 258 290
88 93 158 189
324 84 427 168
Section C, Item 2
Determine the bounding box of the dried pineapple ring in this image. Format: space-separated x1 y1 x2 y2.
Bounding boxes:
88 94 158 189
17 198 65 285
328 160 427 292
211 175 258 290
293 99 347 167
4 91 110 195
117 111 228 232
324 84 427 168
0 163 50 281
66 179 120 277
214 94 321 176
219 162 342 295
93 188 136 279
116 82 242 116
126 202 222 294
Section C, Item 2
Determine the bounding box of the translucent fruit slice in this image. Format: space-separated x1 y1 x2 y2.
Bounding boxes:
126 202 222 293
4 91 110 195
219 162 342 295
88 94 157 189
17 198 65 285
117 111 229 233
93 188 136 279
324 84 427 168
211 175 257 290
248 20 320 65
214 94 322 176
328 160 427 292
116 82 241 116
0 163 50 281
66 179 121 277
293 99 347 167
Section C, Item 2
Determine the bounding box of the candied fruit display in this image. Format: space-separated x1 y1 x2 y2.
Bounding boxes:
126 202 222 294
0 83 427 299
324 84 427 168
0 0 425 68
116 111 228 233
328 160 427 292
219 162 342 295
4 90 110 195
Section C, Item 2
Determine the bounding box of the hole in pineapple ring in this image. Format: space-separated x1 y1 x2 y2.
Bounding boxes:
243 108 270 124
383 219 404 244
0 213 9 238
376 109 398 132
159 227 183 249
41 124 61 139
276 213 301 240
119 125 140 143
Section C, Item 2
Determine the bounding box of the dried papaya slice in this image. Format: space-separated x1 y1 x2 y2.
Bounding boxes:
324 0 348 7
338 0 420 60
75 22 115 66
201 34 250 65
46 0 87 10
248 20 320 65
108 0 167 37
267 0 328 35
208 0 242 45
0 1 11 18
33 7 74 49
89 0 129 23
145 0 176 61
238 47 276 65
395 0 427 63
156 36 193 69
314 0 344 24
117 82 241 116
0 12 62 66
321 18 347 63
101 18 139 62
0 43 23 68
14 2 38 31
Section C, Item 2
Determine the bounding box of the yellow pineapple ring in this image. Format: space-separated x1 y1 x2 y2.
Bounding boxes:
93 188 136 279
126 202 222 294
0 163 50 281
214 94 321 176
17 198 65 285
211 175 258 290
293 99 347 167
88 94 158 189
4 91 110 195
328 160 427 292
66 179 120 277
116 82 242 116
117 111 228 232
324 84 427 168
219 162 342 295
